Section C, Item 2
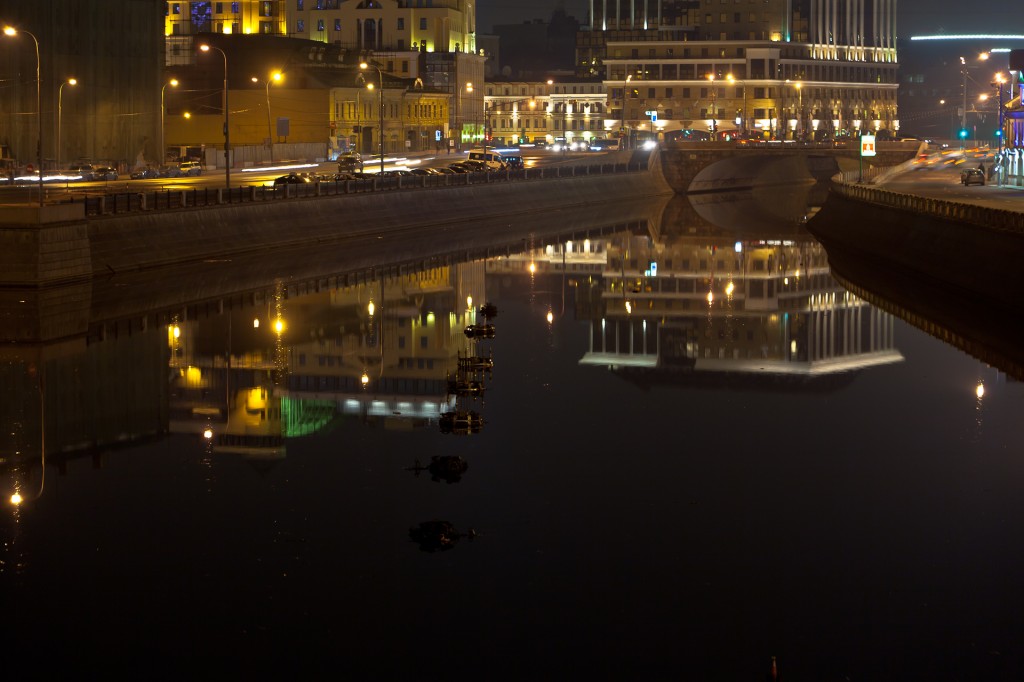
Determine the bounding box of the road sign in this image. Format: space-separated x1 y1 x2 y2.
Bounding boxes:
860 134 876 157
651 112 658 122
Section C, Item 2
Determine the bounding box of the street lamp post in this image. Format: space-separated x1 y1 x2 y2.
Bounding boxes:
360 61 385 173
996 72 1007 186
199 43 230 189
160 78 178 167
796 81 803 141
56 77 76 171
4 26 43 206
708 73 717 139
256 71 284 161
464 82 475 151
623 74 632 148
727 74 746 138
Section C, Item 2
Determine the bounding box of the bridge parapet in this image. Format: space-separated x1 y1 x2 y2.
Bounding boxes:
659 141 919 194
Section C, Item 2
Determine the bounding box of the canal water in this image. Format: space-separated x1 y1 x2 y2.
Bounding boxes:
2 185 1022 680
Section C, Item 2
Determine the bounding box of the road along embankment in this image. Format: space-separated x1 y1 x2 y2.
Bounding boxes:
807 178 1024 313
0 159 673 287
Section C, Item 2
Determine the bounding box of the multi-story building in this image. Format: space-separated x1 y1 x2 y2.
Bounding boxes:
484 80 609 146
164 1 483 146
577 0 899 140
0 0 165 171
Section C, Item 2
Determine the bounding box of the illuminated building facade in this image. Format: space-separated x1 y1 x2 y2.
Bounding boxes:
165 0 476 54
484 80 608 147
578 0 899 140
164 1 482 149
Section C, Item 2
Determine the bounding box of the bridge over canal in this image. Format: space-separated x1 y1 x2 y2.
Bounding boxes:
658 140 920 193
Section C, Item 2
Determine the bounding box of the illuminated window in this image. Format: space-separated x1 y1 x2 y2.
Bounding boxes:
317 19 324 31
334 19 341 30
231 1 239 11
296 0 303 9
172 2 181 13
297 19 304 31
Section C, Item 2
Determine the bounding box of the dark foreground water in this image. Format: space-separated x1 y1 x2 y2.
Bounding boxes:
2 188 1022 680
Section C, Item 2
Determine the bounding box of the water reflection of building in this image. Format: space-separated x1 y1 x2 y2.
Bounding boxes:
168 260 489 443
282 261 485 427
510 230 903 381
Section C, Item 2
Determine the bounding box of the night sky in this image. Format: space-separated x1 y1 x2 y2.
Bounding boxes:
477 0 1021 36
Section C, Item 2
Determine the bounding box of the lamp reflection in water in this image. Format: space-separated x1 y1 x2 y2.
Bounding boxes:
7 370 45 508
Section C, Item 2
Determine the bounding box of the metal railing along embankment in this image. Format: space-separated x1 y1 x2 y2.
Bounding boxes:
830 171 1024 235
72 161 648 218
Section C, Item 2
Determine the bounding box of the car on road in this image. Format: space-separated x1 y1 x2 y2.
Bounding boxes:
273 173 314 186
960 167 985 186
92 165 119 181
67 163 96 181
337 152 363 172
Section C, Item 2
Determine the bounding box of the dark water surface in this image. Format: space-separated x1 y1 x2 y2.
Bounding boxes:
2 188 1022 680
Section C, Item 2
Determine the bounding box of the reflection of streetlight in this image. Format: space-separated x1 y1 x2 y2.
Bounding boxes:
254 71 283 162
359 61 385 173
57 77 77 170
160 78 178 166
4 26 43 205
199 43 230 189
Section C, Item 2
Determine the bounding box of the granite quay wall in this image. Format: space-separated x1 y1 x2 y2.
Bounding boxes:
0 152 671 286
808 179 1024 312
830 172 1024 234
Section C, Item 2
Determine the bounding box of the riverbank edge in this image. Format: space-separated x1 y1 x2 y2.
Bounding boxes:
808 179 1024 312
0 156 673 287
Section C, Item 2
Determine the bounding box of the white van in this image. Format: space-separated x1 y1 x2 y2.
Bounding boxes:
466 148 506 171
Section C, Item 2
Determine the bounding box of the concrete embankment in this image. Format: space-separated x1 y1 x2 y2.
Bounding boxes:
807 180 1024 312
0 158 672 287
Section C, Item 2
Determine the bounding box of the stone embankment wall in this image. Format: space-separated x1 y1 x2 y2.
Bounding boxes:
0 154 672 286
808 178 1024 310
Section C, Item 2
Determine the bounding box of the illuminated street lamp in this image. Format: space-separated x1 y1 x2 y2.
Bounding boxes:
727 73 746 137
359 61 385 173
795 81 803 141
254 71 283 163
707 73 717 138
4 26 43 206
56 77 77 170
465 82 474 149
160 78 178 166
199 43 230 189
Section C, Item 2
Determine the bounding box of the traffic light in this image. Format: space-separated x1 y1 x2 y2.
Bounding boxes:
958 128 968 139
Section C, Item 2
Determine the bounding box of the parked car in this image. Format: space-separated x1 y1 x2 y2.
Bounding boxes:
176 161 203 176
92 165 119 181
130 166 161 179
960 167 985 186
447 163 473 173
273 172 313 186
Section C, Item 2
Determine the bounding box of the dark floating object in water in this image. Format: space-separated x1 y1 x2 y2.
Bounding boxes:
428 455 468 483
408 519 476 552
478 302 498 319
